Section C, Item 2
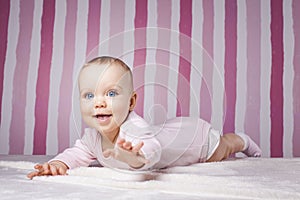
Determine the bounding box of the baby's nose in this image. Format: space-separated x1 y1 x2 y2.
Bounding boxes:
94 96 107 108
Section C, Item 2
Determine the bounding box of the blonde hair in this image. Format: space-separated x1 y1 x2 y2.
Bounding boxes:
84 56 131 71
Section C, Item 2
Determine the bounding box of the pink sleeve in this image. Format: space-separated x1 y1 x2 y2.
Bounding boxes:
120 112 162 170
49 130 97 169
137 135 161 170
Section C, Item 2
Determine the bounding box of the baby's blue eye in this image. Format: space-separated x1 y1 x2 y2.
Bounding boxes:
107 90 117 97
85 93 94 99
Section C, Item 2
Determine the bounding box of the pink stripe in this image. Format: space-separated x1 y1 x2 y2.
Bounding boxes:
86 0 101 60
57 0 77 152
133 0 147 117
33 0 55 155
223 0 237 133
292 0 300 157
109 0 125 56
244 0 261 144
176 0 192 117
270 0 284 157
9 0 34 154
0 0 10 125
154 0 171 123
200 0 214 122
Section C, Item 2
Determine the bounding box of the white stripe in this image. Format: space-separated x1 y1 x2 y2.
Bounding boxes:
167 0 180 119
143 0 157 123
190 0 203 118
24 0 43 155
122 0 135 68
211 0 225 131
0 0 20 154
98 0 110 57
46 0 67 155
235 0 247 133
260 0 271 157
70 0 89 146
283 0 294 158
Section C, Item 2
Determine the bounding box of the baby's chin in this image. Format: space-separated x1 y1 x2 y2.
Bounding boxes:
95 123 121 134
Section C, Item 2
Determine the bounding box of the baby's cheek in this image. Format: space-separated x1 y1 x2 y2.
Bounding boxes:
110 98 129 110
113 109 130 125
80 102 94 124
80 100 94 110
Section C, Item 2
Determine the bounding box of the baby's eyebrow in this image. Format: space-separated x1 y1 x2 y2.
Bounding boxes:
79 88 93 94
106 84 123 90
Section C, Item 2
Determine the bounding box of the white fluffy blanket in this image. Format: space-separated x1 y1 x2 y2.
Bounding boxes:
0 156 299 199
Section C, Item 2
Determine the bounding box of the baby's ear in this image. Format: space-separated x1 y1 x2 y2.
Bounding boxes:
129 92 137 111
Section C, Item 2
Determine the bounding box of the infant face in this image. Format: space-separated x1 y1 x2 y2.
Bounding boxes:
79 62 136 137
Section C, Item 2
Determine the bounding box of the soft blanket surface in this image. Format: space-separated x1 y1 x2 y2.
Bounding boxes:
0 155 299 200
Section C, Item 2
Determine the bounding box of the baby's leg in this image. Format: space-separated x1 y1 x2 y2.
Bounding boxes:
207 133 262 162
206 133 244 162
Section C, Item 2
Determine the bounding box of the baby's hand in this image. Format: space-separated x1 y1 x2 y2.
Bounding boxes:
103 139 149 169
27 161 68 179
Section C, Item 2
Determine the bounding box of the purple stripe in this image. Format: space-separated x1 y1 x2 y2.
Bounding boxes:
270 0 284 157
57 0 77 152
133 0 147 117
86 0 101 60
33 0 55 155
9 0 34 154
0 0 10 126
244 0 261 144
292 0 300 157
176 0 192 117
154 0 171 123
200 0 214 122
223 0 237 133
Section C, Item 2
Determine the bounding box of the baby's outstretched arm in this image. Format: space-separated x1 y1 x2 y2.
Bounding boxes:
103 139 149 169
27 160 68 179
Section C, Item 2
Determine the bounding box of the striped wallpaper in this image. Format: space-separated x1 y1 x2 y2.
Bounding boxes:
0 0 299 157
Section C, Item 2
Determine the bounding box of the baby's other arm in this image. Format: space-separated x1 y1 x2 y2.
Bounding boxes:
27 130 98 179
49 138 97 169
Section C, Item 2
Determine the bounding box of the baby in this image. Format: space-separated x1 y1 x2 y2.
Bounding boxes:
27 56 261 179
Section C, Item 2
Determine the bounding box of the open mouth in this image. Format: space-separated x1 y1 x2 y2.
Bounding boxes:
94 114 112 121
